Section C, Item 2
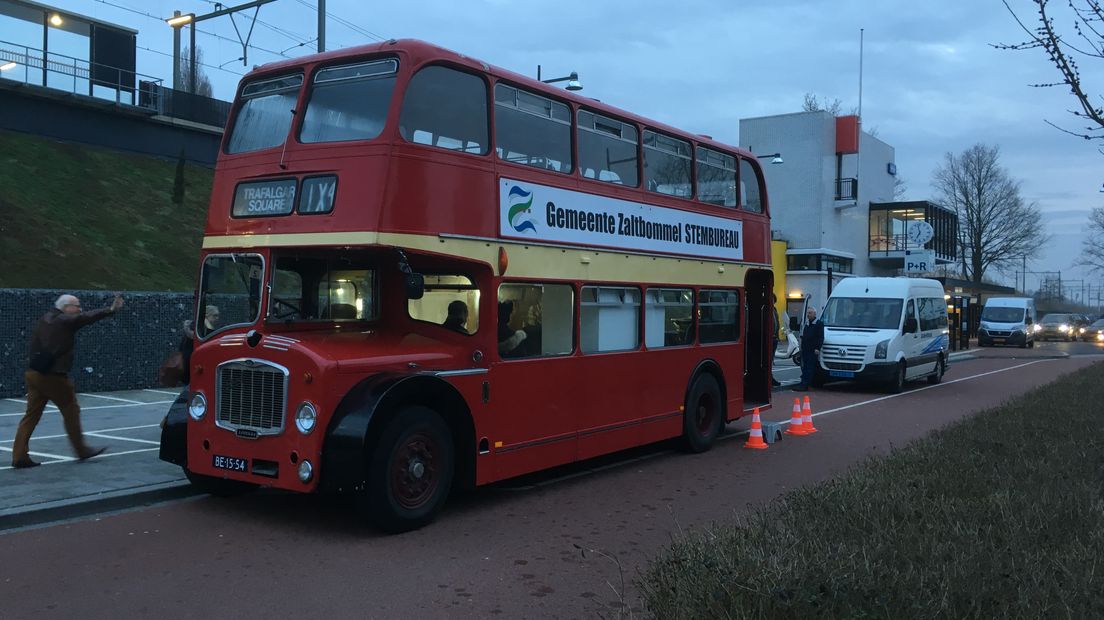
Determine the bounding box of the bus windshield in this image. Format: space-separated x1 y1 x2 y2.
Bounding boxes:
226 74 303 154
981 307 1025 323
269 251 377 322
198 253 264 338
823 297 903 329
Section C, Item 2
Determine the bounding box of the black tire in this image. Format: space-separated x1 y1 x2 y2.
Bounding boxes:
888 362 907 394
680 373 723 453
1028 339 1035 348
790 351 801 366
926 356 945 384
361 405 454 533
184 469 257 498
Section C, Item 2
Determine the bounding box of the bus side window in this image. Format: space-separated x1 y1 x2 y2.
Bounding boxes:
407 275 480 334
498 283 574 359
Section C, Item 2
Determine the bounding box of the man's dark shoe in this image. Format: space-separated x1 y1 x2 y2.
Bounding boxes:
12 458 41 469
78 446 107 461
792 385 808 392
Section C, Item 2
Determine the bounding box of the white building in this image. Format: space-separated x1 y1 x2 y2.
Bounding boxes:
739 111 956 317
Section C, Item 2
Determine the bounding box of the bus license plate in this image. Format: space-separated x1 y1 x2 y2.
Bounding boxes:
829 370 855 378
213 454 248 472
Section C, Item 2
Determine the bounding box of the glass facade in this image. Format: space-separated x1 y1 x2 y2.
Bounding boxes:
868 201 957 262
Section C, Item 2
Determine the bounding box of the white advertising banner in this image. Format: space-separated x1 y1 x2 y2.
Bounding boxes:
498 178 743 260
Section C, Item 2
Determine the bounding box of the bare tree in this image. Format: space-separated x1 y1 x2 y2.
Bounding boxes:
893 176 908 200
996 0 1104 143
178 46 214 97
1078 206 1104 273
802 93 843 115
932 144 1048 284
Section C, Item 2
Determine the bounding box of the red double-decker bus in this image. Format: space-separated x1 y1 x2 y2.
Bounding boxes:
160 39 775 532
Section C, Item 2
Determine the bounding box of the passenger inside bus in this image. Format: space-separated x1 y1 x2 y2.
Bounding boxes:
443 300 470 334
498 300 527 356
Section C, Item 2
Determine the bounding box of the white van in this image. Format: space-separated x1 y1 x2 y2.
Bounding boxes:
817 277 949 393
978 297 1037 348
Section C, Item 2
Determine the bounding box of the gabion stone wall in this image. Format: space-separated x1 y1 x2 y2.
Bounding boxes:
0 289 194 398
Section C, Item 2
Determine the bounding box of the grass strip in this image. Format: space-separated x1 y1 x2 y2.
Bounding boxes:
640 361 1104 619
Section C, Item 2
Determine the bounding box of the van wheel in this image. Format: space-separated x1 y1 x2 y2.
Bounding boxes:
680 373 723 453
888 362 907 394
360 405 454 533
926 356 945 384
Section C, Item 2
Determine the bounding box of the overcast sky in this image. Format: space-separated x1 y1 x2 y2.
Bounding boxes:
33 0 1104 296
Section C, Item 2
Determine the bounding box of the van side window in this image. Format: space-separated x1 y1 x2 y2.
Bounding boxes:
918 298 946 331
905 299 915 325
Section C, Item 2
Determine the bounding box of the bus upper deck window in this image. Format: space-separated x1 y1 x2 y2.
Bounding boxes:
399 66 489 155
226 74 303 154
300 59 398 144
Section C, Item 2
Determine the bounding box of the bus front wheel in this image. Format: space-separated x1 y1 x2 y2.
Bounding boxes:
361 405 455 534
680 373 723 453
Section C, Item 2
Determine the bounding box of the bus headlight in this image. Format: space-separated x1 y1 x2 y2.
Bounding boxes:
188 392 207 420
295 402 317 435
875 339 889 359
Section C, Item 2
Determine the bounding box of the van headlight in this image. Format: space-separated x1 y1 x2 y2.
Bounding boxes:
295 402 317 435
1033 324 1042 332
875 339 889 359
1059 324 1069 332
1080 327 1086 334
1097 333 1103 341
188 392 207 420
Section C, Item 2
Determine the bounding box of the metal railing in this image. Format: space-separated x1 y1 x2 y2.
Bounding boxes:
835 177 857 201
0 40 163 110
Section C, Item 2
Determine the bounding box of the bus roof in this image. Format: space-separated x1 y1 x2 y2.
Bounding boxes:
245 38 750 159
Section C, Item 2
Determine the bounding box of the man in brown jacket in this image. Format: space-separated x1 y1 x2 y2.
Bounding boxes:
11 293 124 468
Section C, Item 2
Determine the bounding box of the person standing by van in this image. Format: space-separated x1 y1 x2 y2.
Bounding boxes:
794 307 824 391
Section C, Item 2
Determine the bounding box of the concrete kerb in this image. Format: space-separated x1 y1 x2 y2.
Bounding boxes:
0 480 199 533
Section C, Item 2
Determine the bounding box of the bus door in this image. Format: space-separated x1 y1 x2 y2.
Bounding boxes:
486 282 579 480
743 270 772 407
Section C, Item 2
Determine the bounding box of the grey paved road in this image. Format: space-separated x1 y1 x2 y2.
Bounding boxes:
1 352 1098 619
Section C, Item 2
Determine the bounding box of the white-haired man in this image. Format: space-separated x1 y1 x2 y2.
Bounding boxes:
11 292 124 468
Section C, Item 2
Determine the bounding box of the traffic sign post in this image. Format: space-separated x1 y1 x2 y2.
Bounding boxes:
904 249 935 274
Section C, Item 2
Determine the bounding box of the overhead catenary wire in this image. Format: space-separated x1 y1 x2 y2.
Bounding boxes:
292 0 386 42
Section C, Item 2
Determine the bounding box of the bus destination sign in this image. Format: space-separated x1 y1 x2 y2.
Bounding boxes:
498 179 743 260
232 179 297 217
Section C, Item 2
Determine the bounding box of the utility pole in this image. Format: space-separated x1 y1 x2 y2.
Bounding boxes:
171 10 182 90
317 0 325 53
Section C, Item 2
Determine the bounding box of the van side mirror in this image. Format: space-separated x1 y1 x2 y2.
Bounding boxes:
789 316 799 331
903 317 918 334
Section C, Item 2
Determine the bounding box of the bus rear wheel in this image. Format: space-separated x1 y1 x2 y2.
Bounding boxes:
361 405 454 534
680 373 723 453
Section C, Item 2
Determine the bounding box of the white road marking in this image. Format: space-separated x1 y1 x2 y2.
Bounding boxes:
143 389 183 397
84 432 160 446
82 394 144 405
0 447 159 470
0 423 160 443
0 400 174 419
0 445 76 461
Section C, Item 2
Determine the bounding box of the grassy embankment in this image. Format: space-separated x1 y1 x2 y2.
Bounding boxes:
641 361 1104 619
0 129 213 291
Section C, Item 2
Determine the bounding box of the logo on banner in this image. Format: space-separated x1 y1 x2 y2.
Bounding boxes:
507 186 538 234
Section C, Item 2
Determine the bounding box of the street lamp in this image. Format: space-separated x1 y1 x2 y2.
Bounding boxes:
536 65 582 91
166 0 276 93
756 153 784 165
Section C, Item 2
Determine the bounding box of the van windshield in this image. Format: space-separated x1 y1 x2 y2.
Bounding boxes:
822 297 903 329
981 307 1025 323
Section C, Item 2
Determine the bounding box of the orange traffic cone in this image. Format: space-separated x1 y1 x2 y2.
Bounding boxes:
801 395 818 434
785 398 807 436
744 407 769 450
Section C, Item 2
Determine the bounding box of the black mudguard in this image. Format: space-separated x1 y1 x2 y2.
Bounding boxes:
159 388 190 466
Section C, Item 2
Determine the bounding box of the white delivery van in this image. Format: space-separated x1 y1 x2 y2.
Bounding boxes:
817 277 949 393
978 297 1037 348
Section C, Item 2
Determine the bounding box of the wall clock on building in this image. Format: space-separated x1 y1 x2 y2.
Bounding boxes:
906 220 934 247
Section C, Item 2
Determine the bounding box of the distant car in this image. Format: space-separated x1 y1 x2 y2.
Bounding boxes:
1037 313 1076 341
1071 314 1093 340
1082 318 1104 343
